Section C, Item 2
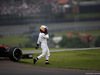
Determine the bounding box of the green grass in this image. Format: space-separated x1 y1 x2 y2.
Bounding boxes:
66 12 100 19
53 29 100 37
20 49 100 70
0 35 30 47
0 29 100 48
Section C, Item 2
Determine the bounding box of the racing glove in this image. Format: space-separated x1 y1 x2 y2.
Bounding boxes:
35 44 39 49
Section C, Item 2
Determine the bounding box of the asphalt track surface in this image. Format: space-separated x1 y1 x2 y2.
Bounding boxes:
0 59 100 75
0 47 100 75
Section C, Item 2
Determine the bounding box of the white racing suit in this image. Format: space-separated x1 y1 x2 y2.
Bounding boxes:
37 32 50 60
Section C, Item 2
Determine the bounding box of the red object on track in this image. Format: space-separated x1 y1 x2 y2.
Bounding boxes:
0 46 8 49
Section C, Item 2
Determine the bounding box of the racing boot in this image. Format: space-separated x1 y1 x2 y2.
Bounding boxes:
33 58 38 64
45 60 50 64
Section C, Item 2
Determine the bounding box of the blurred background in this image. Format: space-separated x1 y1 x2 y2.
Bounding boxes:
0 0 100 48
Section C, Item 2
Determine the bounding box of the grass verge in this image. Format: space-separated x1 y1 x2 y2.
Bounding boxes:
20 49 100 70
0 35 30 47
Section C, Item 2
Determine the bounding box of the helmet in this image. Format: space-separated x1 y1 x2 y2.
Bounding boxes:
40 25 48 32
